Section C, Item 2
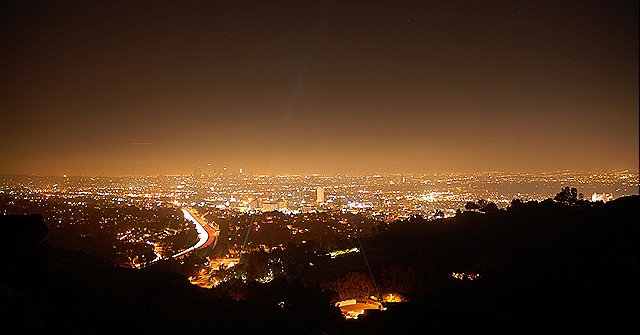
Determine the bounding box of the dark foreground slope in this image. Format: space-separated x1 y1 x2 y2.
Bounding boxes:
0 215 341 335
346 195 639 334
1 196 638 334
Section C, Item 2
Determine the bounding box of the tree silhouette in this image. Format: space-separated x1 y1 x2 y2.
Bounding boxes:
554 187 587 206
464 201 480 211
465 199 500 213
323 272 376 302
481 201 500 214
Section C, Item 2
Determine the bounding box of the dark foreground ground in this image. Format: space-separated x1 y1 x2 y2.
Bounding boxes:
2 196 638 334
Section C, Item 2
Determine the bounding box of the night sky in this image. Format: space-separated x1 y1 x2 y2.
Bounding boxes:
1 1 638 176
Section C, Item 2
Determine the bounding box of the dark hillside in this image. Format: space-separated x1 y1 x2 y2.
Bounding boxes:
349 196 639 333
0 215 340 335
1 196 638 334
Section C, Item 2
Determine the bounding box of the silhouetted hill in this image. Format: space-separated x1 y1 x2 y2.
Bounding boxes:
347 195 639 334
0 214 49 276
0 216 340 335
1 196 638 334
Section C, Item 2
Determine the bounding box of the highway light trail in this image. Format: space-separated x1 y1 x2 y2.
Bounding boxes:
172 208 209 258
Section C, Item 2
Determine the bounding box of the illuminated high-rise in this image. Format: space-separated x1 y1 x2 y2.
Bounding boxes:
316 187 325 204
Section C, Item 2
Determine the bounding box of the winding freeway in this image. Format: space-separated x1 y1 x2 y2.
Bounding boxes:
140 207 219 267
172 207 219 258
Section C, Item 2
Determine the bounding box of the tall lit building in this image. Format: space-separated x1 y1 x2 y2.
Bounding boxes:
316 187 325 204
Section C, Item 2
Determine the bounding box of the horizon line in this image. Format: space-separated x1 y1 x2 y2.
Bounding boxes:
0 168 637 179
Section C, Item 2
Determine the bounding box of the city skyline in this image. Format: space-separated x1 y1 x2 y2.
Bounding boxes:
1 1 638 176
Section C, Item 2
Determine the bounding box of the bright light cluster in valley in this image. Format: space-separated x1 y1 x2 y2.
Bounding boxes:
1 169 637 318
2 169 636 221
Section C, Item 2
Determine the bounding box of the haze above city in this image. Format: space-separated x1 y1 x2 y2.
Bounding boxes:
1 1 638 176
